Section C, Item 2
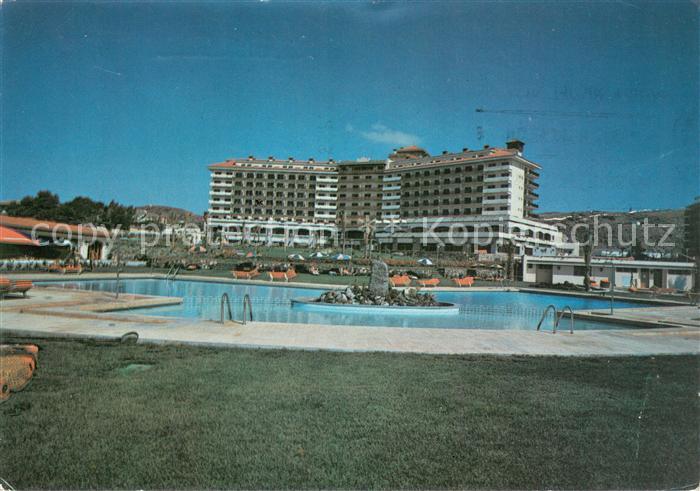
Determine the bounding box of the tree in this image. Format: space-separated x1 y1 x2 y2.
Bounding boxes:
1 191 134 230
574 219 593 292
504 239 516 281
3 190 60 219
581 242 593 292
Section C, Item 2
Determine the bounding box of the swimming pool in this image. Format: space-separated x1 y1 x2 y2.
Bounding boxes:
39 278 654 330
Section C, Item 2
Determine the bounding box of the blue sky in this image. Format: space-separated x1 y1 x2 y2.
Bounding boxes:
2 1 698 214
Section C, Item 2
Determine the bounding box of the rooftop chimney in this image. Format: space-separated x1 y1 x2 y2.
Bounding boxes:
248 155 255 161
308 157 315 163
506 139 525 153
267 156 274 162
442 150 448 155
462 147 469 152
288 157 294 162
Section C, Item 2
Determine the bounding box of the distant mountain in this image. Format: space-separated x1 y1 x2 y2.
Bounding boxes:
536 208 686 257
134 205 204 225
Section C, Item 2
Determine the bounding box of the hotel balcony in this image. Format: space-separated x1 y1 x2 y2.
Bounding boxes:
381 213 401 220
483 187 509 194
483 175 511 184
315 193 337 200
382 175 401 182
484 164 511 173
209 189 229 197
314 212 337 219
483 198 510 205
382 194 401 201
382 184 401 191
316 176 338 183
315 203 337 210
315 185 338 192
381 203 401 210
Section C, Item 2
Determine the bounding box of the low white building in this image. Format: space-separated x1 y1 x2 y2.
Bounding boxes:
522 256 696 291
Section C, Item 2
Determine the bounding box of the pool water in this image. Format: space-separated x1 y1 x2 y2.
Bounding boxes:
40 279 651 330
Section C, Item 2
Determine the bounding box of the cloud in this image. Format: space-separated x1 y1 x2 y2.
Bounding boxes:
348 123 421 147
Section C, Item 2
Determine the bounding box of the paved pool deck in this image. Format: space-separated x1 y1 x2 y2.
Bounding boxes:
1 283 698 356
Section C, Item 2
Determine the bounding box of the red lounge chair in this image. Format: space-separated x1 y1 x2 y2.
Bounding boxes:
268 271 287 281
418 278 440 287
268 269 297 282
232 268 259 280
10 280 32 297
453 276 474 287
0 276 11 297
389 275 411 287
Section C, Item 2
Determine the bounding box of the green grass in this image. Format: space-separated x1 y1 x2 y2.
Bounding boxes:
1 338 698 489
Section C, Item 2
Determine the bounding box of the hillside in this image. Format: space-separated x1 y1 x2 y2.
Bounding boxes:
134 205 204 225
536 208 686 258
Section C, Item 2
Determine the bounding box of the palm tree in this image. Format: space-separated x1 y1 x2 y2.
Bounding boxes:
575 218 593 292
504 239 516 282
582 242 593 292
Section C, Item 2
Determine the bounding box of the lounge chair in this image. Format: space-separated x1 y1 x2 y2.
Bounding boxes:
63 265 82 275
453 276 474 287
651 286 676 295
389 275 411 287
418 278 440 287
10 280 32 297
268 269 297 282
0 276 11 297
232 267 259 280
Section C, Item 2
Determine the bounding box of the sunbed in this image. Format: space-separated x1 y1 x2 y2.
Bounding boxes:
10 279 32 297
418 278 440 287
389 275 411 287
268 269 297 282
0 276 11 297
63 265 82 274
453 276 474 287
232 267 259 279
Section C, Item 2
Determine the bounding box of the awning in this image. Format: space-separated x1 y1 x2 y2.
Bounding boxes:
0 226 39 246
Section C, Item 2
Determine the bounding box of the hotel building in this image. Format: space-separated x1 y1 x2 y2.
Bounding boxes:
207 140 564 254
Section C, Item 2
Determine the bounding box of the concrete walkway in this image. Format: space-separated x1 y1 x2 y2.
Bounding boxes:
1 286 698 356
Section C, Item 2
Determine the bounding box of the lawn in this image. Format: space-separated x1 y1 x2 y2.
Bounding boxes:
0 337 698 489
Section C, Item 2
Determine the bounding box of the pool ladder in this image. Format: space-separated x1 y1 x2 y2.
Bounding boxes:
165 265 180 280
220 293 254 325
536 304 575 334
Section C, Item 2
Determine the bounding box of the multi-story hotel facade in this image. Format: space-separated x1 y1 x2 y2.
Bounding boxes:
207 140 564 255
